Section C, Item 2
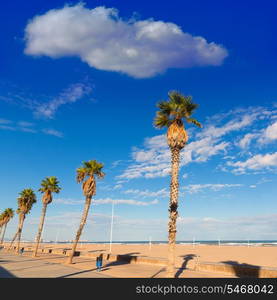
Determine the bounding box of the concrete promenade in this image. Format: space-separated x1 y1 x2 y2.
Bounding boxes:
0 251 112 278
0 248 236 278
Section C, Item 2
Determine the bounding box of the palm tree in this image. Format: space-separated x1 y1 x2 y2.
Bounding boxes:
67 160 105 264
154 91 202 277
33 177 61 257
0 208 14 244
8 189 37 253
0 212 4 238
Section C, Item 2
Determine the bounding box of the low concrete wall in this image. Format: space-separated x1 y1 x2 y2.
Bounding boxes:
195 261 277 278
80 251 168 266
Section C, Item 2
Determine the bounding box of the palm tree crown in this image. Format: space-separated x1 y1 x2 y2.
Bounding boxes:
17 189 37 215
38 176 61 204
154 91 202 149
3 208 14 222
76 160 105 197
0 213 4 227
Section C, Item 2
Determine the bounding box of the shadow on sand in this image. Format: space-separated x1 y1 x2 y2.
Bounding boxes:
151 267 166 278
57 267 111 278
175 254 196 278
221 261 261 278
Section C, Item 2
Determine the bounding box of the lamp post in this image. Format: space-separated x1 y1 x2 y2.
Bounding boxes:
109 201 115 253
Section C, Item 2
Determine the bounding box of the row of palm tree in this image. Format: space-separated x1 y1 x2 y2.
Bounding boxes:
1 161 105 263
5 178 61 256
1 91 201 277
0 208 14 244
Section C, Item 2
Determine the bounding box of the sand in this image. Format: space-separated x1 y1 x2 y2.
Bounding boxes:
7 242 277 269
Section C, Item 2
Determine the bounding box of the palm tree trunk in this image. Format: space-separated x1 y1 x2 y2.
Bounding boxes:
167 147 180 277
67 196 91 264
0 226 3 237
8 215 21 250
1 223 7 244
33 203 47 257
16 214 25 254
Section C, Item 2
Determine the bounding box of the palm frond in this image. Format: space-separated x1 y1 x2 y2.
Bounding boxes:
76 167 86 183
186 117 202 128
17 188 36 214
39 176 61 194
154 91 201 130
76 160 105 183
154 111 171 128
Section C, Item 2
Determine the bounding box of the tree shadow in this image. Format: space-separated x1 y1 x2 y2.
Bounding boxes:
151 267 166 278
0 266 16 278
0 260 11 263
221 261 261 278
104 252 141 267
9 263 58 272
175 254 196 278
57 267 111 278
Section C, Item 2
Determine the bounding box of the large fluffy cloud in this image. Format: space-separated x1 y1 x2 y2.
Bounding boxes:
24 4 228 78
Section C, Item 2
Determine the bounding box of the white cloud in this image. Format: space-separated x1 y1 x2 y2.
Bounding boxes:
198 113 258 139
228 152 277 174
55 198 84 205
124 188 168 198
118 135 229 180
237 133 259 149
24 4 228 78
0 118 64 136
55 197 158 206
0 118 12 124
0 81 92 119
0 125 16 131
34 83 92 119
113 184 122 190
119 105 276 180
177 214 277 240
17 121 34 127
20 127 37 133
93 198 158 206
260 121 277 143
184 183 243 194
42 128 63 138
0 119 36 133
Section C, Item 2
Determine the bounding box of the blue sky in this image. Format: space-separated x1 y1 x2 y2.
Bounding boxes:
0 0 276 242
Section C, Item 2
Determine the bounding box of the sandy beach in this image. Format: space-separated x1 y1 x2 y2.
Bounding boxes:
6 242 277 269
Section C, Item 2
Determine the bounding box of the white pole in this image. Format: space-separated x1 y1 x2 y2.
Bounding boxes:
55 228 60 244
149 236 152 251
218 237 221 247
193 237 195 248
109 201 115 253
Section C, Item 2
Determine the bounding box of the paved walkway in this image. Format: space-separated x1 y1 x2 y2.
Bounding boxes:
0 249 236 278
0 252 112 278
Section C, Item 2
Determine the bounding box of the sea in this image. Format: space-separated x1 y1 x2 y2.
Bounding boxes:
36 240 277 246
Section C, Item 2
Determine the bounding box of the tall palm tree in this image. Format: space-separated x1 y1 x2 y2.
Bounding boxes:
8 189 37 253
0 208 14 244
0 212 4 238
67 160 105 264
33 177 61 257
154 91 202 277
